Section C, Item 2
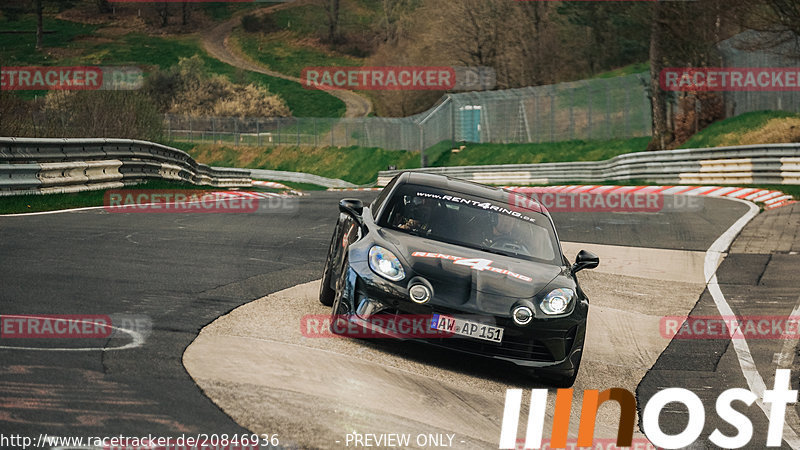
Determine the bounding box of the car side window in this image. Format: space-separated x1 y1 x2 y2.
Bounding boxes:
371 176 399 220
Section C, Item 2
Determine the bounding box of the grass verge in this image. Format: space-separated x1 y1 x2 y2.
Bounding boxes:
428 137 651 167
680 111 800 149
275 181 328 191
0 14 346 117
234 30 361 78
0 179 287 214
186 144 420 185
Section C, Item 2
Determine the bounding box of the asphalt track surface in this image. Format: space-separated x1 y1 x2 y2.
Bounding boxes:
1 191 796 448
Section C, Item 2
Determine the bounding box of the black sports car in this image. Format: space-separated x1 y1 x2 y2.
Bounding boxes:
319 172 598 386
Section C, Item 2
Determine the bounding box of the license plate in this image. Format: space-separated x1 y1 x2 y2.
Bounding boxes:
431 314 503 343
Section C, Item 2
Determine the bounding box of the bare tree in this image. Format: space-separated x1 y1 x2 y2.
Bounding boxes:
96 0 110 14
159 1 170 28
182 1 190 26
764 0 800 36
379 0 415 45
326 0 341 42
35 0 43 49
648 1 671 150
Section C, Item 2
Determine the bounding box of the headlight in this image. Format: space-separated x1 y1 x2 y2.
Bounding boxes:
369 246 406 281
540 288 574 315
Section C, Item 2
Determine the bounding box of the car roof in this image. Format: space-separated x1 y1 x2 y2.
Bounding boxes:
397 172 545 214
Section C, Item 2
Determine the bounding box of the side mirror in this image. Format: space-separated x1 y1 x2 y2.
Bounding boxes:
339 198 364 219
571 250 599 274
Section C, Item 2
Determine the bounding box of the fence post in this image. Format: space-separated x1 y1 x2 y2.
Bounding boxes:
314 118 318 147
624 86 631 137
277 118 281 145
549 94 555 142
166 114 171 141
212 118 216 144
605 79 611 139
569 86 575 140
587 83 593 140
257 119 261 147
189 116 193 143
534 95 540 143
643 90 650 136
419 124 425 167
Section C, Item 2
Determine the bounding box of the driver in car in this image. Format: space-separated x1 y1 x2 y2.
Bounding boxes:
393 196 436 234
483 213 523 249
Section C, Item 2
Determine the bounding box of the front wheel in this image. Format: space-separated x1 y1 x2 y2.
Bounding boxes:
318 232 338 306
330 255 350 334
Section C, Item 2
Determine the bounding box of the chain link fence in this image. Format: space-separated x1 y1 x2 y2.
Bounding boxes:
165 73 653 152
718 30 800 116
142 32 800 153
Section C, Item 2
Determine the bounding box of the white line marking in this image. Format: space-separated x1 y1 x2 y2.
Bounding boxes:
775 296 800 435
0 315 144 352
704 199 800 448
0 192 290 217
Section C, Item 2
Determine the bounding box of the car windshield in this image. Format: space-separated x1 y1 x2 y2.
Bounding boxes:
379 184 560 264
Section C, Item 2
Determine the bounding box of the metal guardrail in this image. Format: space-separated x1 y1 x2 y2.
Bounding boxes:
0 138 252 196
377 144 800 187
247 168 357 189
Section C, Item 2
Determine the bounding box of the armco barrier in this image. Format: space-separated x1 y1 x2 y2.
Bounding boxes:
379 143 800 186
248 168 357 189
0 138 251 196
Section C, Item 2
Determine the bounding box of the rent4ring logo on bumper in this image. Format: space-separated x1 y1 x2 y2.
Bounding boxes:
500 369 797 448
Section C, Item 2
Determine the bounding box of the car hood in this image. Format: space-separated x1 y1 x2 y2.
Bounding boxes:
378 229 561 313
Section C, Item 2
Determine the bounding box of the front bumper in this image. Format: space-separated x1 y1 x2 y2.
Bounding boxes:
338 260 587 372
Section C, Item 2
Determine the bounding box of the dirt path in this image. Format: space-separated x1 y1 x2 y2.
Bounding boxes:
200 2 372 118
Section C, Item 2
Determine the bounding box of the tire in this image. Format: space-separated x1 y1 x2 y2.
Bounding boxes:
318 231 338 306
330 255 350 334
